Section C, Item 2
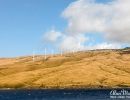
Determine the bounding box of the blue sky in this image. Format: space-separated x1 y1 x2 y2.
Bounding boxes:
0 0 129 57
0 0 74 57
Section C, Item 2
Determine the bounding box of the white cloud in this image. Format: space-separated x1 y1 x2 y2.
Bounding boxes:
60 34 88 51
43 0 130 51
86 42 121 50
62 0 130 43
43 30 62 42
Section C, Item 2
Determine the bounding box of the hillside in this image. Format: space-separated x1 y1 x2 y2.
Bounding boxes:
0 49 130 89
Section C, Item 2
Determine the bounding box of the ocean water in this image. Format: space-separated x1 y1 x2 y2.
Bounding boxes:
0 89 129 100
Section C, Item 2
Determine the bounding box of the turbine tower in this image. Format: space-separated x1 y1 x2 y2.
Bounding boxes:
32 51 35 62
78 42 81 51
44 48 47 60
60 49 63 56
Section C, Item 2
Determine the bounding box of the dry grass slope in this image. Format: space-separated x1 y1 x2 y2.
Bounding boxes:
0 49 130 89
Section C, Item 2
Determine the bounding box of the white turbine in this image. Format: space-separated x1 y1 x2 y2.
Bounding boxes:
44 48 47 60
60 49 63 56
32 51 35 62
78 42 81 51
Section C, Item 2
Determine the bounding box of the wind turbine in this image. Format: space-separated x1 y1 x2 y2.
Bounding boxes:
44 48 47 60
60 49 63 56
32 50 35 62
72 49 75 54
78 42 81 51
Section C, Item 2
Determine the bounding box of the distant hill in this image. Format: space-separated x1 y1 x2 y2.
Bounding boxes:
0 49 130 89
124 47 130 49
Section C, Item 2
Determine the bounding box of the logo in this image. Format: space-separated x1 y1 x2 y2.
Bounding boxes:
110 89 130 99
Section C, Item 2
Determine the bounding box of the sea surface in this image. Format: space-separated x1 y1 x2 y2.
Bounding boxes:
0 88 130 100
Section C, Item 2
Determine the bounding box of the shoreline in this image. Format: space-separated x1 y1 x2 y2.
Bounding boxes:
0 87 130 90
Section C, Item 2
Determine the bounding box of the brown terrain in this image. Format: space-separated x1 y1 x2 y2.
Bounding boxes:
0 49 130 89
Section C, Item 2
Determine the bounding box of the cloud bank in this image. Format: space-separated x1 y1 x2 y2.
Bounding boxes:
43 0 130 51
